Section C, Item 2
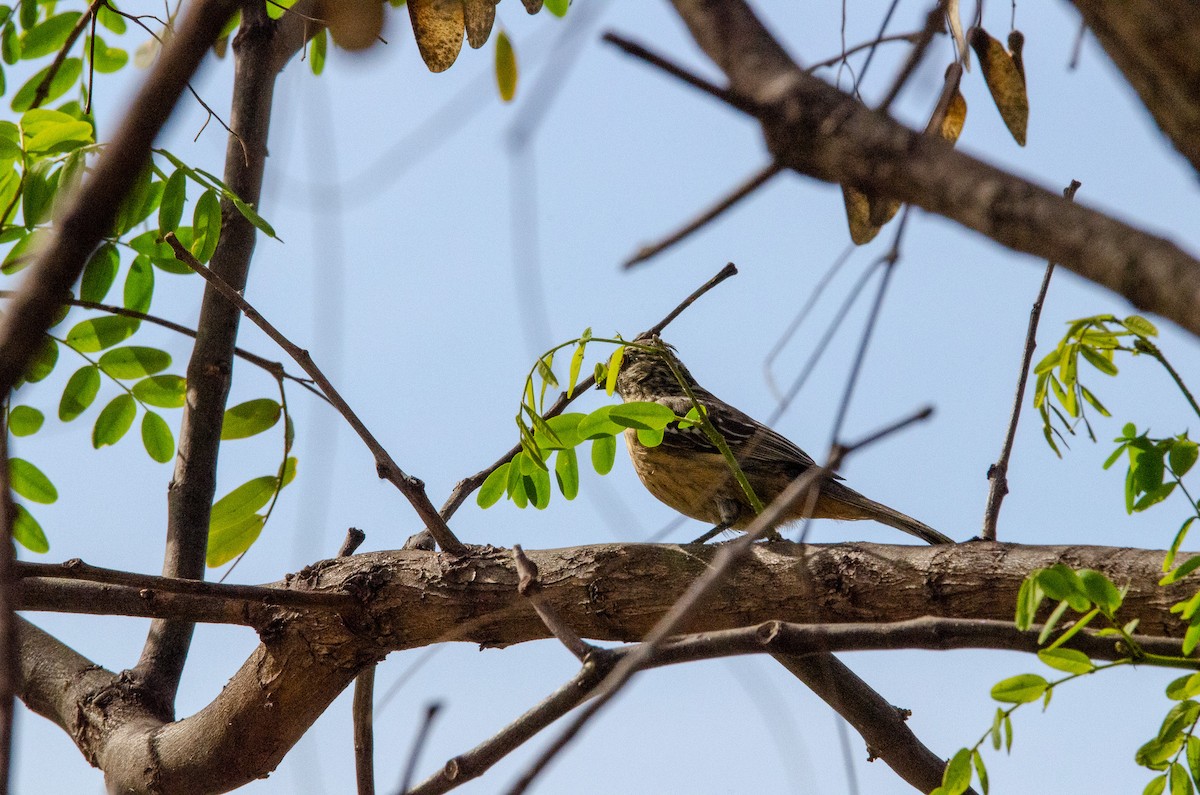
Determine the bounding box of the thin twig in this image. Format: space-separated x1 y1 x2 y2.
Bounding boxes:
0 414 15 795
512 546 593 661
876 1 947 114
339 527 367 557
0 291 327 401
982 180 1081 540
600 31 759 116
29 0 107 110
434 263 739 526
354 666 376 795
623 164 781 268
165 233 468 556
13 559 354 610
805 30 926 72
398 702 442 794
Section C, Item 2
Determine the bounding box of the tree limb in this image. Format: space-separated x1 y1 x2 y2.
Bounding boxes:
658 0 1200 339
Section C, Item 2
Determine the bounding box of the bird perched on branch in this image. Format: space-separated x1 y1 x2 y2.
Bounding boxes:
612 335 952 545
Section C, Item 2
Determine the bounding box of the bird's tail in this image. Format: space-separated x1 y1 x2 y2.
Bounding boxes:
859 497 953 545
823 485 954 545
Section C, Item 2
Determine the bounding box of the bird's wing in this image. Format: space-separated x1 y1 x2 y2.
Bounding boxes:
647 392 835 478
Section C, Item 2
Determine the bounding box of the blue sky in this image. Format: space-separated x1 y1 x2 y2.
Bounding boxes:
10 2 1200 793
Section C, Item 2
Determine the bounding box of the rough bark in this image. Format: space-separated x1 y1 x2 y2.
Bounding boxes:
1070 0 1200 176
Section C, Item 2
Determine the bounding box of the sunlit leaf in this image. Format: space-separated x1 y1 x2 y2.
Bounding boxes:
8 405 43 436
131 374 186 408
12 503 48 553
92 394 136 448
58 364 99 421
9 457 56 503
140 410 174 463
221 398 281 440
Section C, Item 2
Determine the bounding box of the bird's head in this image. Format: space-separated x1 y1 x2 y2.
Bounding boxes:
611 334 698 402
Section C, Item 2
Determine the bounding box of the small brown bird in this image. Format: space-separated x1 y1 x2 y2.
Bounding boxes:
613 335 952 545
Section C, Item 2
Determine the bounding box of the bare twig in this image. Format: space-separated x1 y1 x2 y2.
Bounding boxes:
623 164 781 268
399 702 442 794
0 291 326 400
982 180 1082 540
14 559 353 611
339 527 367 557
354 666 376 795
600 31 759 116
805 30 927 71
165 233 468 556
512 546 593 661
876 1 947 114
0 416 15 794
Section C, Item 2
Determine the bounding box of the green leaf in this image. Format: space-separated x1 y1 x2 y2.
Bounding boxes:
1036 598 1070 645
941 748 972 793
207 513 265 567
1014 576 1042 631
8 404 43 436
23 335 57 382
578 405 625 440
591 434 616 475
637 426 664 447
131 374 186 408
1079 344 1118 375
568 334 588 397
972 749 989 795
535 412 584 450
221 398 281 440
96 4 126 34
92 394 135 447
477 462 509 508
2 21 20 65
18 0 35 31
1036 647 1094 675
1172 440 1200 478
158 168 186 232
12 503 48 553
1034 565 1090 612
1166 518 1197 571
280 456 298 487
528 465 551 509
1172 764 1194 795
58 364 99 421
555 448 579 500
20 12 81 59
123 255 154 312
140 410 174 463
228 193 277 239
544 0 569 15
507 454 528 508
608 401 676 431
99 346 170 379
1045 606 1099 651
88 34 127 72
309 28 326 75
1145 775 1167 795
11 56 80 112
1003 714 1013 752
1125 315 1159 337
990 708 1003 751
80 243 119 302
210 476 277 532
9 457 55 503
1166 673 1200 702
1078 568 1123 613
1163 555 1200 587
1160 701 1200 744
605 346 625 396
65 315 138 352
1188 735 1200 787
990 673 1048 704
190 189 221 264
495 29 517 102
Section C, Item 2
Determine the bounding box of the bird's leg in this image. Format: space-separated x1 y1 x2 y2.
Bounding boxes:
690 523 729 544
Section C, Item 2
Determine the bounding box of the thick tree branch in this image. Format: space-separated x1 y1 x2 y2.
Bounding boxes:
16 541 1193 793
659 0 1200 339
138 2 290 715
1069 1 1200 176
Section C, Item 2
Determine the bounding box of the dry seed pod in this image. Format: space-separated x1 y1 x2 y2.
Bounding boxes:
1008 30 1026 84
409 0 466 72
321 0 383 52
926 63 967 144
464 0 497 49
970 27 1028 145
842 186 882 245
